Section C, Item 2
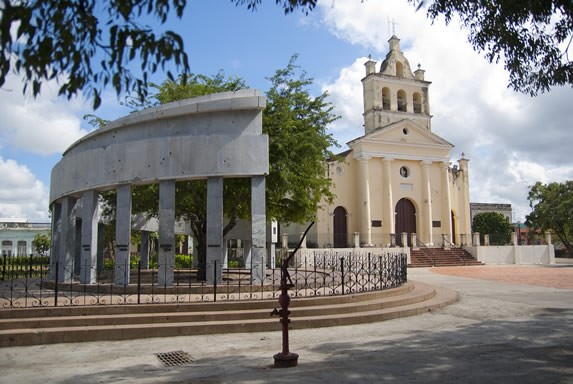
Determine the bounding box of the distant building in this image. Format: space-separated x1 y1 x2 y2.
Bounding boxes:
0 219 51 257
470 203 513 224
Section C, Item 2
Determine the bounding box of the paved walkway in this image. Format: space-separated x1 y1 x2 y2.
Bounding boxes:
0 263 572 384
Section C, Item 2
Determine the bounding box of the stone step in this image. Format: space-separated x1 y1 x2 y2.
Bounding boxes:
0 281 457 348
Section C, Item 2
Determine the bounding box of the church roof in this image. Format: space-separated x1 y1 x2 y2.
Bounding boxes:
348 119 454 162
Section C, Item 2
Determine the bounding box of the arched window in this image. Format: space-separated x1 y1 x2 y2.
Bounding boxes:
17 241 27 256
396 61 404 78
413 92 422 113
382 87 391 110
397 90 407 112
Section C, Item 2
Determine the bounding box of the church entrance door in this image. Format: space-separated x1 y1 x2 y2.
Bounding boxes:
333 206 348 248
451 211 456 245
395 198 416 246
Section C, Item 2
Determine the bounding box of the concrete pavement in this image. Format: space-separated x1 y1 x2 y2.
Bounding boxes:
0 263 572 384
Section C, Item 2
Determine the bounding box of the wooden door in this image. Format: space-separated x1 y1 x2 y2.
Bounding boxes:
333 206 348 248
395 198 416 246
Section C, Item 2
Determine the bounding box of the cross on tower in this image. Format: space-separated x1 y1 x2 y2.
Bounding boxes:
387 17 398 36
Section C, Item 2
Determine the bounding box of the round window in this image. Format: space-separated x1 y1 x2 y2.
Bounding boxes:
402 127 409 135
399 166 410 178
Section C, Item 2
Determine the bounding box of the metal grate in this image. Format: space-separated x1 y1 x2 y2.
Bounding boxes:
155 350 193 367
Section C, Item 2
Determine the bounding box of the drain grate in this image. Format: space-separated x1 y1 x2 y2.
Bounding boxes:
155 350 193 367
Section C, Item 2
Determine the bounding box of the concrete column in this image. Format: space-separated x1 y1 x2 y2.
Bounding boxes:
358 155 372 246
97 223 105 274
401 232 408 248
115 184 131 286
281 233 288 249
411 233 418 249
382 158 395 246
140 231 150 269
206 177 224 285
244 239 252 268
80 190 99 284
74 219 82 275
440 162 453 243
299 232 307 248
421 161 433 245
545 231 552 245
158 180 176 287
49 202 62 280
354 232 360 248
251 175 266 283
483 234 489 246
473 232 481 246
512 232 518 246
53 197 77 282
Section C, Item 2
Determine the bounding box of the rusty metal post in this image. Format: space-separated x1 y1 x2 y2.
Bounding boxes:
271 222 314 368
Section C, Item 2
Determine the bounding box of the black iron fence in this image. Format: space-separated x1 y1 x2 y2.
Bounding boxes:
1 250 407 309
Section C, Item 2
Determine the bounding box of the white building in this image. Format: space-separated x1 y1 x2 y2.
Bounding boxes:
0 219 51 257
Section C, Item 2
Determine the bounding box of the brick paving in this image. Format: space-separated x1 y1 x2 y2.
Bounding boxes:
430 262 573 289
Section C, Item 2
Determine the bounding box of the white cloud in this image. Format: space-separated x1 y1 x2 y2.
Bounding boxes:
0 157 49 221
317 0 573 222
0 73 90 155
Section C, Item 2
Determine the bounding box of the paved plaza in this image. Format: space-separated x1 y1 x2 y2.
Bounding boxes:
0 261 572 384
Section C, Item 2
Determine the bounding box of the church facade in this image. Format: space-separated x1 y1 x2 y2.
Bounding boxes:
314 36 471 248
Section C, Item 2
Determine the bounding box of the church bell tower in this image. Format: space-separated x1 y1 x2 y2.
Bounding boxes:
362 35 432 135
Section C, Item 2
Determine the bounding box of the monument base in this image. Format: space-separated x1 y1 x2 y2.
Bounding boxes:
273 352 299 368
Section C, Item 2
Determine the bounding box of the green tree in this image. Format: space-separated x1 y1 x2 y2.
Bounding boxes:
410 0 573 96
0 0 316 109
472 212 512 245
101 58 338 279
526 181 573 255
32 233 51 257
5 1 571 109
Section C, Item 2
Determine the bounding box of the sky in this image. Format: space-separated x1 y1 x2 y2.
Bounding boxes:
0 0 572 224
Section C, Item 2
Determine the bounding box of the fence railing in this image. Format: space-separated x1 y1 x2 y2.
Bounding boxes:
0 250 407 309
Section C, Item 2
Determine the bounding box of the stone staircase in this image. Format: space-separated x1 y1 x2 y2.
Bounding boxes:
410 248 483 268
0 281 457 347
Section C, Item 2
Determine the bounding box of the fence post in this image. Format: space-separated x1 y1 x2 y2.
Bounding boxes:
29 253 34 278
54 261 59 307
340 256 345 295
2 254 6 280
137 261 142 304
213 260 217 303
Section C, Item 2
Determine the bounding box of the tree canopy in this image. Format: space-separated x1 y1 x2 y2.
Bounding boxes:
3 0 570 110
472 211 512 245
410 0 573 96
526 181 573 255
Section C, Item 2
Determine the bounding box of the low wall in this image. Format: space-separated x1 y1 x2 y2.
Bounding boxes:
465 245 555 265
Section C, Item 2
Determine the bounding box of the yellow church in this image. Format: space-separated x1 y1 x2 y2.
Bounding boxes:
313 35 472 249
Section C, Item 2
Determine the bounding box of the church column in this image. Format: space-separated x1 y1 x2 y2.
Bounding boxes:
382 158 395 246
459 156 472 242
440 162 453 245
251 176 266 283
115 184 131 286
206 177 224 284
357 155 372 246
80 190 99 284
158 180 175 287
421 161 433 245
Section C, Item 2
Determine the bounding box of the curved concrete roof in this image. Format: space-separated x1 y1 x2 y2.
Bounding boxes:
50 90 268 203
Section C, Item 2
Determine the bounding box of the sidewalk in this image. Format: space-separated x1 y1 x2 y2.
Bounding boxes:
0 265 571 384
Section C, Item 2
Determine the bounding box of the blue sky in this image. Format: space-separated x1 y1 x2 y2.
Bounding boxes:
1 0 572 223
